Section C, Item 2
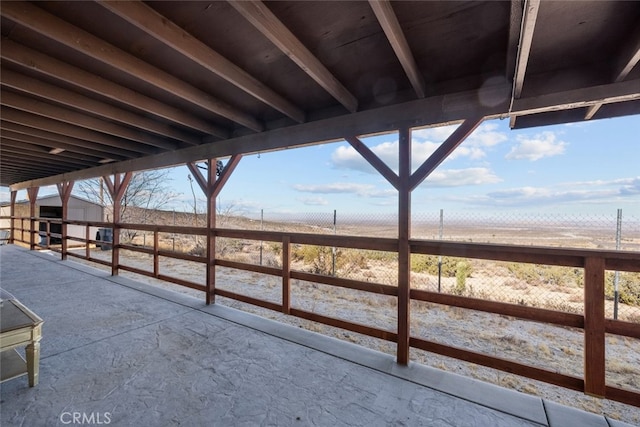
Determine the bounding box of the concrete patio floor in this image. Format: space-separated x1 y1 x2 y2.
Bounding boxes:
0 245 634 426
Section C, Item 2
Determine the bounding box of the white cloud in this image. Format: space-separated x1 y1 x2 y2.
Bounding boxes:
506 132 567 161
463 177 640 208
292 182 395 199
293 182 375 195
297 196 329 206
423 168 502 187
332 122 508 174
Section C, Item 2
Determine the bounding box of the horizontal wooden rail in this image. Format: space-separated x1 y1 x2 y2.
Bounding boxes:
11 216 640 408
291 270 398 296
216 228 398 252
411 289 584 329
409 337 585 391
216 258 281 276
410 240 640 271
290 308 398 342
215 288 281 312
604 319 640 339
67 251 112 267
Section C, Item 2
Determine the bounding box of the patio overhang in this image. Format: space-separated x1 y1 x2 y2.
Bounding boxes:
1 0 639 189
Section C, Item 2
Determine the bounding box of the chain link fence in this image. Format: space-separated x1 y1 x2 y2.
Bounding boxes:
216 208 638 322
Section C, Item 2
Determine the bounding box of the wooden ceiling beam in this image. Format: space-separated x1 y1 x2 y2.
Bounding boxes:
100 1 305 124
512 0 540 99
506 1 524 86
369 0 426 98
0 91 167 153
0 154 72 173
0 69 199 146
0 1 263 132
1 138 101 165
0 120 128 161
1 40 228 139
509 0 540 129
1 144 96 169
11 73 639 192
229 0 358 113
512 79 640 116
585 25 640 120
0 109 142 159
9 84 512 190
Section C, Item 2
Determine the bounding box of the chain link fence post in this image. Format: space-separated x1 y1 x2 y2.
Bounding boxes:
613 208 622 320
438 208 443 292
332 209 337 276
260 208 264 266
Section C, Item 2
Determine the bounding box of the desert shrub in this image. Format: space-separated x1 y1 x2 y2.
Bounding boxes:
216 237 245 258
189 243 206 257
292 245 341 275
269 242 282 256
507 263 582 287
605 271 640 306
340 249 369 274
411 255 460 277
453 261 473 295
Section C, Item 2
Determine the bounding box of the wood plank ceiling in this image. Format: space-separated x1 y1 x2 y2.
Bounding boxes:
1 1 639 189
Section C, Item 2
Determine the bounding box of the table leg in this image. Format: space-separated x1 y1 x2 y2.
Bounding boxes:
26 341 40 387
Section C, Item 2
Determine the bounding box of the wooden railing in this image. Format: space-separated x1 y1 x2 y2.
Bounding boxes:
5 216 640 407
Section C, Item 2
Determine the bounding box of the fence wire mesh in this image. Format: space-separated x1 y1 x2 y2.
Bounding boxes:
111 207 638 323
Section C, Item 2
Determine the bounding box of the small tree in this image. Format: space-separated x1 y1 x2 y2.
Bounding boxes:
77 169 178 242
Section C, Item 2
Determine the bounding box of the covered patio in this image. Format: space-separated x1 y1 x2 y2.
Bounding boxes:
1 1 639 425
1 244 632 426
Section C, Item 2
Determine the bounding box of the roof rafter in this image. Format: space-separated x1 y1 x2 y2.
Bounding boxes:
0 40 228 139
1 143 96 169
368 0 426 98
0 69 199 146
0 1 263 132
0 91 174 152
512 0 540 99
506 0 524 86
509 0 540 128
511 79 640 117
585 25 640 120
0 136 102 163
0 108 143 159
9 84 513 190
229 0 358 113
100 1 305 124
0 120 126 161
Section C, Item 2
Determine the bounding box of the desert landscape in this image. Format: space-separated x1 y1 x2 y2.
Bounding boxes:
63 209 640 424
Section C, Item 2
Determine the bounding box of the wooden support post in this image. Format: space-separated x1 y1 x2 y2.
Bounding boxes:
45 222 50 248
584 256 606 397
189 156 243 305
9 190 16 244
397 127 411 365
85 224 91 258
57 181 74 260
282 236 291 314
153 230 159 277
26 187 39 250
103 172 132 276
207 159 218 305
111 174 121 276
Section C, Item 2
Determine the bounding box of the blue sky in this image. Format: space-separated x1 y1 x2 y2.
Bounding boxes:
3 115 639 216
